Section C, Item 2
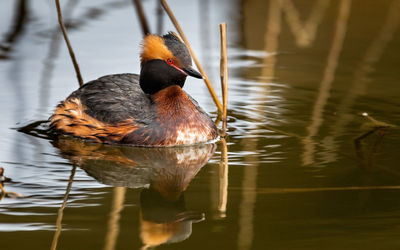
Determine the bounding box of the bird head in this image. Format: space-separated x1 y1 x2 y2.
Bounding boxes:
139 32 202 95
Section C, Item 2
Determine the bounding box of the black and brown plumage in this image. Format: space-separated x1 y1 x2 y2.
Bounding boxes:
50 32 218 146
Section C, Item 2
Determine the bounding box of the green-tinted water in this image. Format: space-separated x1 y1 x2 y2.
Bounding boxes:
1 0 400 249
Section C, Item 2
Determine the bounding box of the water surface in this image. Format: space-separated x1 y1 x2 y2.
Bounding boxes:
1 0 400 249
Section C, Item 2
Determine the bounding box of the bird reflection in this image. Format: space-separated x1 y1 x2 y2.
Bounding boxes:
140 189 204 249
52 137 216 249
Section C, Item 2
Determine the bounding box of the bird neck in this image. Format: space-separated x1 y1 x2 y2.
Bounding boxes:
151 85 191 112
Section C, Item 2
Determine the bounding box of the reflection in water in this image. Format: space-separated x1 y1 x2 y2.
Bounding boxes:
54 138 216 189
50 164 76 250
238 1 285 248
140 188 204 249
52 137 216 249
282 0 330 48
0 0 27 59
104 186 126 250
36 0 80 117
302 0 351 166
217 138 228 216
2 0 400 249
354 123 390 170
323 0 400 159
1 0 30 177
261 0 282 81
237 139 258 250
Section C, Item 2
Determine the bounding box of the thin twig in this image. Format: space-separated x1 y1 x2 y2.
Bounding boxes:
214 113 222 127
55 0 84 87
219 23 228 136
132 0 150 36
160 0 223 113
50 163 77 250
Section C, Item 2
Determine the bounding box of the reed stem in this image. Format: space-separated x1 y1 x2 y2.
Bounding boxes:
160 0 223 113
55 0 83 87
219 23 228 136
50 163 76 250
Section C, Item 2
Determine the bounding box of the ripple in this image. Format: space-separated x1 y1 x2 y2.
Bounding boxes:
0 223 54 232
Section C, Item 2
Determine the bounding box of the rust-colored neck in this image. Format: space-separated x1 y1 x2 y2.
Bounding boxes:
152 85 195 116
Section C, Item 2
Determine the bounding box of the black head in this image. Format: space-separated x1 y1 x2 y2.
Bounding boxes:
139 32 202 95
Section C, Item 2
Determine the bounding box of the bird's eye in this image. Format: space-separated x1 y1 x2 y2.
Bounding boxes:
166 58 173 65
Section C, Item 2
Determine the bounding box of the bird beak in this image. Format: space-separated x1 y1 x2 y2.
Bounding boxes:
183 66 203 79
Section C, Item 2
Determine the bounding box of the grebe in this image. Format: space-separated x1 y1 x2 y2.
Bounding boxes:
50 32 218 146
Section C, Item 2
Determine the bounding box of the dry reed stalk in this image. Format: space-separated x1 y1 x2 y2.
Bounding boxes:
132 0 151 35
55 0 84 87
219 23 228 136
160 0 223 113
50 164 76 250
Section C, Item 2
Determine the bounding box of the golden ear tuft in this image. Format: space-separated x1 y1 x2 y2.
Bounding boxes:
141 35 173 65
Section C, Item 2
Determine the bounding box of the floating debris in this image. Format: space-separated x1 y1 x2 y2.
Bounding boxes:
0 166 23 199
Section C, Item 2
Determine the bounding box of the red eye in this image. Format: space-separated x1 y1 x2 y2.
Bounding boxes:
167 58 173 65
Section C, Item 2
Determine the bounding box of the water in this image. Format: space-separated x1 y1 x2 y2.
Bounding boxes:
1 0 400 249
